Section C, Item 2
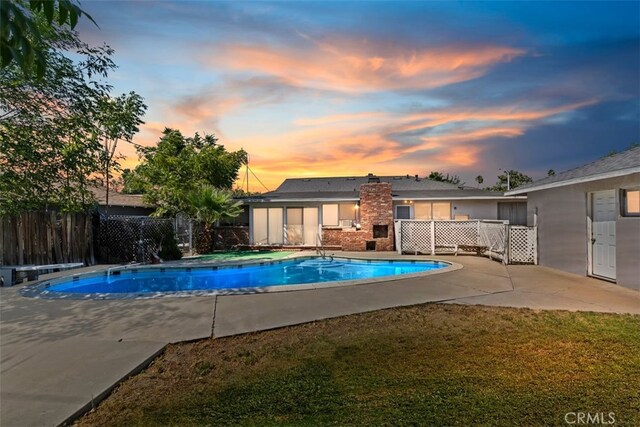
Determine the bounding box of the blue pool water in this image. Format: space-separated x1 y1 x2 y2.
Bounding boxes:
39 258 448 296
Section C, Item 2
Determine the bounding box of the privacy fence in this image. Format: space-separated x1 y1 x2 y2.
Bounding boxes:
0 212 94 266
394 219 537 264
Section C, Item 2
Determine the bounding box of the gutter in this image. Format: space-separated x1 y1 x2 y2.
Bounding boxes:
505 166 640 195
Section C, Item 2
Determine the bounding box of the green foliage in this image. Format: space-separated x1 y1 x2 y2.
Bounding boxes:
188 185 243 254
96 92 147 213
475 175 484 187
427 171 463 186
547 169 556 177
0 8 144 215
154 224 182 261
123 129 247 217
1 0 96 77
487 170 533 192
187 186 243 227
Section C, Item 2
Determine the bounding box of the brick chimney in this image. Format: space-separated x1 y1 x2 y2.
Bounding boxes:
359 182 394 251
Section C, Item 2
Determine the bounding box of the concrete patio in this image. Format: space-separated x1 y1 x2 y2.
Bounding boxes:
1 252 638 426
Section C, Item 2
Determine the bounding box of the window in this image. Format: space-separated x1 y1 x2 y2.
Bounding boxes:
622 189 640 216
338 203 357 222
395 202 452 220
323 203 357 227
252 208 283 244
396 205 411 219
432 202 451 220
414 202 432 220
322 204 339 226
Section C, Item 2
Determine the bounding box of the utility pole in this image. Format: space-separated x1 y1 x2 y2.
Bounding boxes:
499 168 511 191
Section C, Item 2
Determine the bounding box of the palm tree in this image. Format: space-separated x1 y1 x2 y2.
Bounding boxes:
187 186 243 253
475 175 484 188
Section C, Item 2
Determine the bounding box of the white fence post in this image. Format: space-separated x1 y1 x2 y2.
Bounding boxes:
533 225 538 264
394 220 402 254
430 221 435 255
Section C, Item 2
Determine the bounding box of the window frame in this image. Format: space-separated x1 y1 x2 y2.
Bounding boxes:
621 188 640 217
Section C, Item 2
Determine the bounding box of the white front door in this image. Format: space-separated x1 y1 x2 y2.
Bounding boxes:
591 190 616 280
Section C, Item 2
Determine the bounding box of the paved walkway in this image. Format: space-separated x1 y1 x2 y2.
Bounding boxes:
1 253 638 426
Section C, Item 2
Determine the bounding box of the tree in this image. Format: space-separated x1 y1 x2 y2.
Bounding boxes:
475 175 484 188
0 6 120 215
96 92 147 216
487 170 533 192
123 128 247 217
1 0 96 77
188 185 243 253
427 171 463 186
0 4 146 216
547 169 556 177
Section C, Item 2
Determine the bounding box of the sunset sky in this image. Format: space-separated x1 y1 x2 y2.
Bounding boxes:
77 1 640 191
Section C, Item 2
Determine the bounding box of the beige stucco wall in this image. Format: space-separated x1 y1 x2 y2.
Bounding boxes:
526 173 640 290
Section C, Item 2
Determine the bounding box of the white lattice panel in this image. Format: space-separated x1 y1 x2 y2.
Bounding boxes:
398 220 536 264
509 226 537 264
400 221 431 253
434 221 478 246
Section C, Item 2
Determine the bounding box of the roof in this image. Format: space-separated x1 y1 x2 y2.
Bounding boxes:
506 146 640 195
273 175 460 193
244 174 518 202
90 186 148 208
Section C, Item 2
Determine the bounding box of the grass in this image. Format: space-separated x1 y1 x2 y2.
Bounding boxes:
77 304 640 426
184 250 295 263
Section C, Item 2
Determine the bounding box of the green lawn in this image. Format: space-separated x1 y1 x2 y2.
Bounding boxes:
77 305 640 426
184 250 295 263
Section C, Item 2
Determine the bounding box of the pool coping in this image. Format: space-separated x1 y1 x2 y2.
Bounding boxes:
19 256 463 300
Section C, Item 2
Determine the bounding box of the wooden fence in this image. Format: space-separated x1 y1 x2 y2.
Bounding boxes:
0 212 95 266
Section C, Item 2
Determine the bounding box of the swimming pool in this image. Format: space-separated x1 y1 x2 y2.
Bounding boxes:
22 257 451 299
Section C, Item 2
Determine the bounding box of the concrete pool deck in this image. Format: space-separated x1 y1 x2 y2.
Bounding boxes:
1 252 639 426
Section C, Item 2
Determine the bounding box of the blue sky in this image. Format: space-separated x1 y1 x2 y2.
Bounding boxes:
77 1 640 189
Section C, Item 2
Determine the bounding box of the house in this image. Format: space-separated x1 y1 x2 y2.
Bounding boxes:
243 174 526 251
506 147 640 290
91 186 154 216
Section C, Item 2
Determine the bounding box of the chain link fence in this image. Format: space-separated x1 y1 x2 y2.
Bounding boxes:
95 215 181 264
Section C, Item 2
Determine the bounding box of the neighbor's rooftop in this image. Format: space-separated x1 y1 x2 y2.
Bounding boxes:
506 146 640 195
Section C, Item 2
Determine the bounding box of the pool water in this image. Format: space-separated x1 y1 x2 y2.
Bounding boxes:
39 258 448 296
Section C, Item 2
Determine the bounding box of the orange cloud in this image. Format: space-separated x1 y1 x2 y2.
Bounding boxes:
211 38 524 92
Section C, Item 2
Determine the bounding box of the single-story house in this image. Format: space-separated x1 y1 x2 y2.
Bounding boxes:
243 174 526 251
91 186 154 216
506 146 640 290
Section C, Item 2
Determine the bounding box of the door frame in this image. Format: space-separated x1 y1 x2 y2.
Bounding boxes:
395 204 413 220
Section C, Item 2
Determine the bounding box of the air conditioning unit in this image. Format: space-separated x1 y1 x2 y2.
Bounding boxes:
339 219 353 227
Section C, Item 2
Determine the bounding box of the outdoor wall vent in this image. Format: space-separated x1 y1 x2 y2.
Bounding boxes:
373 224 388 238
366 240 376 251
